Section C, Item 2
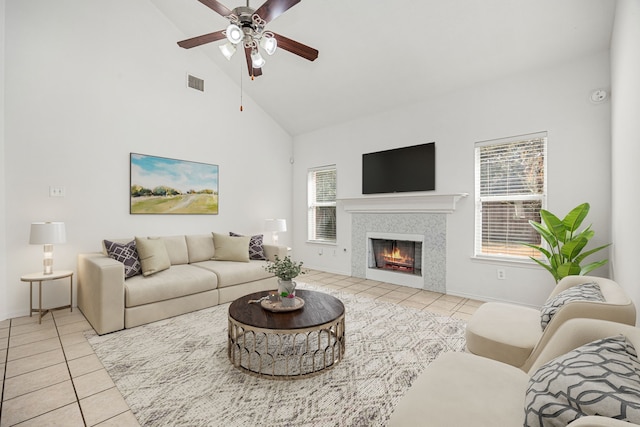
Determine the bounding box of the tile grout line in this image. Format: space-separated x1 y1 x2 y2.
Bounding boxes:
0 314 90 426
0 320 11 422
53 312 89 427
58 314 134 426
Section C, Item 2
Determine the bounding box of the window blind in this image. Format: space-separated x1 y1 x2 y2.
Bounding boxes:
474 133 547 258
308 167 337 242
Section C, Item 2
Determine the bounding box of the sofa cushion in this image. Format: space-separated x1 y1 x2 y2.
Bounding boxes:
229 232 267 260
540 282 605 330
524 335 640 427
212 233 250 262
135 237 171 277
465 302 543 368
104 239 141 279
186 234 215 263
192 260 272 288
124 264 218 307
388 351 529 426
156 235 189 265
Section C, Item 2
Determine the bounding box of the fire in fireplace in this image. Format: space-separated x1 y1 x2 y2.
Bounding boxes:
369 238 422 276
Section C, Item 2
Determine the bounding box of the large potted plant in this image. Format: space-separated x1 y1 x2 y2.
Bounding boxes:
264 255 306 303
524 202 610 283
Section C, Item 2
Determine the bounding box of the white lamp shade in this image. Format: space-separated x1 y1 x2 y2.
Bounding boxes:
264 219 287 232
261 36 277 55
29 222 66 245
226 24 243 44
251 49 265 68
219 42 237 60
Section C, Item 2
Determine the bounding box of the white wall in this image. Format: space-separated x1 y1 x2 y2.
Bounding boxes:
611 0 640 320
293 51 612 307
1 0 293 320
0 0 7 321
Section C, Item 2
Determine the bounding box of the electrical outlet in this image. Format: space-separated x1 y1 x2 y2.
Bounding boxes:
497 269 506 280
49 186 66 197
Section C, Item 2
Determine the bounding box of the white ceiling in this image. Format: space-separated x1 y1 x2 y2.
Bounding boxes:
149 0 616 136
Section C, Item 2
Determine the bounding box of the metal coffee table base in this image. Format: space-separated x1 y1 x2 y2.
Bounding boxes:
228 315 345 379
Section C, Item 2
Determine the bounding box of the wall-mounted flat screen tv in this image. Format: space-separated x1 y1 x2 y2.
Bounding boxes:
362 142 435 194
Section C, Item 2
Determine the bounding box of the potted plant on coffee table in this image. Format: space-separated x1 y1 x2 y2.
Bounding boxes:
264 255 306 305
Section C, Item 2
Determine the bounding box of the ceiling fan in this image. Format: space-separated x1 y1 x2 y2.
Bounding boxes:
177 0 319 78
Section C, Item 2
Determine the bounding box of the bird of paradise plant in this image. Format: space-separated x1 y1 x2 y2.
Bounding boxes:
523 202 610 283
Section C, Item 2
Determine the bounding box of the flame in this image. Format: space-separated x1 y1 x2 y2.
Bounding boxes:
381 246 414 266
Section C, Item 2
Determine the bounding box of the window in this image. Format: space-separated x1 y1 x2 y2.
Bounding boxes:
308 166 337 243
474 132 547 259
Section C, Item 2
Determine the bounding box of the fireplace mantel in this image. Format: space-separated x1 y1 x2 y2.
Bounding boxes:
339 193 468 214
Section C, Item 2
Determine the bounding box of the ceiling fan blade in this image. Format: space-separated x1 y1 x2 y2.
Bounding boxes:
244 46 263 78
198 0 232 17
272 33 318 61
253 0 301 24
178 30 226 49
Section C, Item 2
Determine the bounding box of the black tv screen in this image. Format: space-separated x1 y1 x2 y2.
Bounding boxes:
362 142 435 194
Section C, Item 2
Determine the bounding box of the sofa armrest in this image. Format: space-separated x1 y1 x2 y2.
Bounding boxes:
522 299 637 372
77 253 125 335
527 318 640 374
263 244 287 261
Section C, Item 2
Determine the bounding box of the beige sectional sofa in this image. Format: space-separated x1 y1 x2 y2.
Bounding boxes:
466 275 636 370
77 233 286 335
390 318 640 426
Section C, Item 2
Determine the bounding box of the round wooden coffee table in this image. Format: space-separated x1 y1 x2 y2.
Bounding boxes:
228 289 345 379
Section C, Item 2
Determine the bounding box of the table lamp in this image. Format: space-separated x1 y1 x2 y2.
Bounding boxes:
264 219 286 245
29 222 66 275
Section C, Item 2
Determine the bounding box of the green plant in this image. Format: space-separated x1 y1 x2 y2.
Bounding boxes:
524 202 610 283
264 255 306 281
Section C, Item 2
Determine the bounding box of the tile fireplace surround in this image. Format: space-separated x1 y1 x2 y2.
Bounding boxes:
352 213 446 292
341 193 467 294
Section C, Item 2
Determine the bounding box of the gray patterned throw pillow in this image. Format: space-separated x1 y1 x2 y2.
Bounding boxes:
540 282 604 330
104 239 142 278
524 335 640 427
229 232 266 260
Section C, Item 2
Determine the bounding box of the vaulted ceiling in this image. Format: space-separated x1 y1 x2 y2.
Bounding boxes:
149 0 616 136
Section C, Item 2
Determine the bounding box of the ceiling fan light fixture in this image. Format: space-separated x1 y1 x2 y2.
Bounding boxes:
226 24 243 44
219 42 236 60
251 49 266 68
261 35 277 55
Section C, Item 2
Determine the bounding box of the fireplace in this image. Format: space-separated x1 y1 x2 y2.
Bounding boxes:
370 239 422 275
366 232 425 288
343 194 467 293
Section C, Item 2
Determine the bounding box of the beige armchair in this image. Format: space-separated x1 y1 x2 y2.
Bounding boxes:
389 318 640 426
465 275 635 371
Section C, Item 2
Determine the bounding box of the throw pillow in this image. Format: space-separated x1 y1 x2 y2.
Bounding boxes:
104 239 141 279
212 232 250 262
229 232 266 260
540 282 605 330
524 335 640 427
135 237 171 276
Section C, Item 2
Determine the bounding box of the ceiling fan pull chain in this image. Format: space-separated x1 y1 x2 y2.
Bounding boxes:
240 59 244 112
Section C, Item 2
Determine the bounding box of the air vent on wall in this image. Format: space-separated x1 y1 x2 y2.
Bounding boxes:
187 74 204 92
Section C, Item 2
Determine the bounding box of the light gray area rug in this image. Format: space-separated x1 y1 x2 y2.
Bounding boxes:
86 283 466 426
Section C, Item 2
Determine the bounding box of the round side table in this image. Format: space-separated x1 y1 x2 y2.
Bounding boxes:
20 270 74 324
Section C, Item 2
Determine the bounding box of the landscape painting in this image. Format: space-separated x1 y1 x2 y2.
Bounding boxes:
130 153 219 215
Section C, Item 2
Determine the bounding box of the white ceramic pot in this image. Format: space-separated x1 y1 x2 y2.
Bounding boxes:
277 279 296 297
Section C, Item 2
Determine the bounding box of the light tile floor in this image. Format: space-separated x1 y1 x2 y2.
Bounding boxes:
0 270 483 426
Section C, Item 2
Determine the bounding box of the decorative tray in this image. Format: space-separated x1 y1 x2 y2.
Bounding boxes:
261 297 305 312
